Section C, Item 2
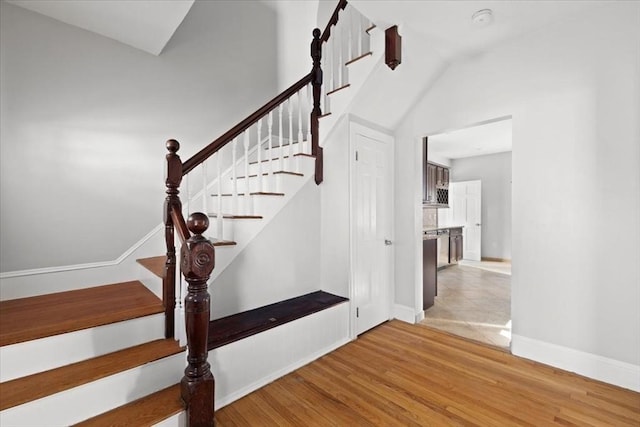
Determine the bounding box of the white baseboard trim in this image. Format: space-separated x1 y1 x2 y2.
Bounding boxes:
393 304 417 324
215 337 350 409
511 334 640 392
0 223 164 279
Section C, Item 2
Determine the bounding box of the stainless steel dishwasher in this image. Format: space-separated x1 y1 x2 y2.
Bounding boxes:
436 229 450 269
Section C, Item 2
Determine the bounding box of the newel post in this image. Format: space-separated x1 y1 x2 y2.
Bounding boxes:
181 213 215 427
164 139 183 338
310 28 324 185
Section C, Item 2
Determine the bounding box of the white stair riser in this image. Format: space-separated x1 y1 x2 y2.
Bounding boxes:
0 314 164 382
0 352 185 427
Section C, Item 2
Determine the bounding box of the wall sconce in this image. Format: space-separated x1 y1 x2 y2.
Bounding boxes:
385 25 402 70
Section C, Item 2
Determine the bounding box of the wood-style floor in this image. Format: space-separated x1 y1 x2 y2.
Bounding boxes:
217 320 640 426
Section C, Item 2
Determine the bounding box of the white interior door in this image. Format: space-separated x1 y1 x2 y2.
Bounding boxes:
464 181 482 261
449 180 482 261
350 122 393 336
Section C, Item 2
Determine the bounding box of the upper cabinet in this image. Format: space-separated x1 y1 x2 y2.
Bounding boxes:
423 138 450 207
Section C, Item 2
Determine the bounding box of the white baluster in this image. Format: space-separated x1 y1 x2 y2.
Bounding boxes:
342 15 349 86
327 35 334 92
347 6 353 62
184 174 190 215
288 98 293 170
296 91 303 172
257 118 263 192
267 111 273 191
306 83 312 154
201 161 208 214
357 9 363 57
337 21 343 88
176 250 185 346
231 137 238 216
278 104 284 172
243 130 251 214
216 151 223 240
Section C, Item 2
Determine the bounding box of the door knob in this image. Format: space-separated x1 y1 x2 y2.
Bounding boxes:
385 239 393 246
475 223 481 226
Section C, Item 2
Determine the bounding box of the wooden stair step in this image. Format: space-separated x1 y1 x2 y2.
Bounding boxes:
346 51 373 66
207 213 263 219
327 83 350 96
137 241 236 278
0 339 182 411
208 291 348 350
74 383 184 427
234 171 304 179
0 281 163 347
137 256 166 278
250 153 315 165
210 191 285 197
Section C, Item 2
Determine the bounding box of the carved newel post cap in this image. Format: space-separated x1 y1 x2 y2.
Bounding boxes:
187 212 209 235
313 28 321 39
166 139 180 152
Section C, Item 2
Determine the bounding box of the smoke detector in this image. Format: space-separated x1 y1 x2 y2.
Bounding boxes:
472 9 494 26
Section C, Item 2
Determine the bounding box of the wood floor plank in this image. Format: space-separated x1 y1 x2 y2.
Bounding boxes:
0 339 182 410
216 320 640 426
73 383 184 426
0 281 163 346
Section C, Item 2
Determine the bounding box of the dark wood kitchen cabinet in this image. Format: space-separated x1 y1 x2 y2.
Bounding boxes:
425 163 437 204
449 227 463 263
423 238 437 310
423 138 450 206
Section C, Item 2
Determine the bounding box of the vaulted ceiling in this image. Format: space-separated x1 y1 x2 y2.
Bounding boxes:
5 0 195 55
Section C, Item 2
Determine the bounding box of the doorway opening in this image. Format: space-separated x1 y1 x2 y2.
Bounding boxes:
421 117 512 349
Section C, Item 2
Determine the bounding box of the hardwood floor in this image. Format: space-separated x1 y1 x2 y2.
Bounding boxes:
216 320 640 426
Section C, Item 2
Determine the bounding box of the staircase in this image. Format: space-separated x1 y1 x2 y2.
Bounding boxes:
0 1 386 425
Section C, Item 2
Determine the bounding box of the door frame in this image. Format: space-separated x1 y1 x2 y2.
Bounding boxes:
348 120 395 340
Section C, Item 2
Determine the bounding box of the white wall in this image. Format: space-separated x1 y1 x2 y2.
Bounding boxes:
450 151 512 260
0 0 279 272
319 116 350 299
262 0 319 91
394 1 640 374
211 180 321 319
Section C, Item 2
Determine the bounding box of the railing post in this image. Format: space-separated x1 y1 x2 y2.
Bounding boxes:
164 139 183 339
310 28 324 185
181 212 215 427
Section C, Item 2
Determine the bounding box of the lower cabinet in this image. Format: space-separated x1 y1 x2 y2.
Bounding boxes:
449 228 463 263
423 239 437 310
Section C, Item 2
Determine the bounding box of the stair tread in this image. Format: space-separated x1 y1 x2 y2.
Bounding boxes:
327 83 351 96
207 213 263 219
0 281 163 347
210 192 285 197
346 51 373 66
137 241 236 278
250 153 313 165
235 171 304 179
0 339 183 411
74 383 184 427
137 256 166 278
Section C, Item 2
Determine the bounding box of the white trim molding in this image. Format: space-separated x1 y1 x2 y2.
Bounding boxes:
0 223 164 279
393 304 417 324
511 334 640 392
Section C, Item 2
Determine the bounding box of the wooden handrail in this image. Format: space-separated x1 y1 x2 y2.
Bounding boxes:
182 72 313 176
320 0 348 42
170 206 190 245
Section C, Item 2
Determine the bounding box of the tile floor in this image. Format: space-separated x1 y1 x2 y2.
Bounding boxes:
421 261 512 349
